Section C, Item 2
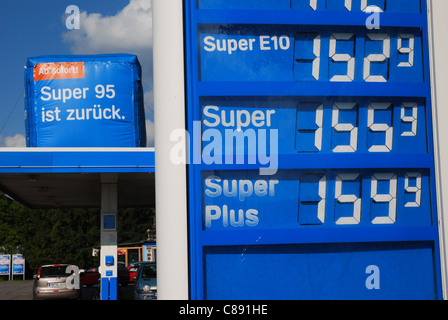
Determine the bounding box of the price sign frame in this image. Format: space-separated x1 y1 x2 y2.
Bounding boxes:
184 0 443 299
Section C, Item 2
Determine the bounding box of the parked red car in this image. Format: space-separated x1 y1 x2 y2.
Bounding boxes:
127 262 144 283
80 266 100 287
80 264 129 287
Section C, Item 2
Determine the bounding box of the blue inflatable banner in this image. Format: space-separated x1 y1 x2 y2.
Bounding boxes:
25 54 146 147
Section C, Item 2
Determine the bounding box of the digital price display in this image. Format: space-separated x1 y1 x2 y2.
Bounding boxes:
185 0 443 299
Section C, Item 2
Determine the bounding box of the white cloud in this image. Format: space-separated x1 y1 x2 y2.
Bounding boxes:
1 134 26 147
63 0 152 55
62 0 154 146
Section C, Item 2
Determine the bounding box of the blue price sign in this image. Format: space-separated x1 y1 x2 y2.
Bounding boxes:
185 0 443 299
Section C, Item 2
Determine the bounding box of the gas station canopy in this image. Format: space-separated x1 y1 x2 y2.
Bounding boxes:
0 148 155 208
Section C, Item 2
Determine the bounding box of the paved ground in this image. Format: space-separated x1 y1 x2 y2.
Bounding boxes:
0 280 135 300
0 280 34 300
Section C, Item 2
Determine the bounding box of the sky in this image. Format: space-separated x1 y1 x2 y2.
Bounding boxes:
0 0 154 147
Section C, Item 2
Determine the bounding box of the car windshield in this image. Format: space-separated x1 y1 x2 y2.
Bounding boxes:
40 266 70 278
140 264 156 280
